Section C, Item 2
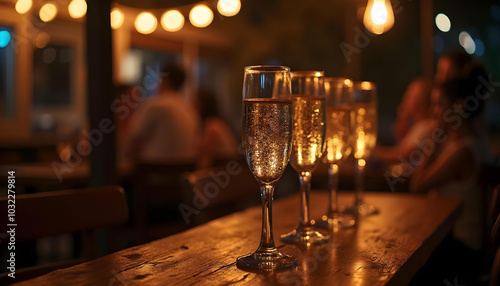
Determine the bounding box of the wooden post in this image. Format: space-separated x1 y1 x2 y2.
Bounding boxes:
420 0 434 79
86 0 117 186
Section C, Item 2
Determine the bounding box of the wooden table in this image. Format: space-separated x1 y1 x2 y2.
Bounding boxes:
15 192 462 286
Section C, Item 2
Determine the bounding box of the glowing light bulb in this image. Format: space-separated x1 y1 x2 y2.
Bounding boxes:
217 0 241 17
161 10 184 32
189 4 213 28
135 12 157 34
68 0 87 19
15 0 32 14
363 0 395 35
39 3 58 22
110 8 124 30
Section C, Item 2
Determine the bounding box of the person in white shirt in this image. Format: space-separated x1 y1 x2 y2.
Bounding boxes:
125 64 201 164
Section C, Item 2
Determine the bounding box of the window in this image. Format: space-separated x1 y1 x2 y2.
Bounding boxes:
33 45 74 106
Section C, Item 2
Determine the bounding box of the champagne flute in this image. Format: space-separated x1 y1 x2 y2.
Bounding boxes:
237 65 297 270
343 81 378 216
280 71 329 245
313 77 356 230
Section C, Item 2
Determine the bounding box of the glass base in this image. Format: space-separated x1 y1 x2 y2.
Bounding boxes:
313 214 356 230
342 202 379 216
236 249 297 271
280 228 330 244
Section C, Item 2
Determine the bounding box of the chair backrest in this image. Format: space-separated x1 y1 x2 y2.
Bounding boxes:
0 185 129 242
134 162 196 204
183 162 260 225
0 186 128 284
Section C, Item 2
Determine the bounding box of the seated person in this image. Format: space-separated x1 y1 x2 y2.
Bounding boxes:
374 77 435 164
410 79 484 251
125 63 201 164
196 90 239 168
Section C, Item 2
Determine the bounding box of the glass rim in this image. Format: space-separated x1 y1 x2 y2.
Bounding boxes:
244 65 290 72
290 71 324 77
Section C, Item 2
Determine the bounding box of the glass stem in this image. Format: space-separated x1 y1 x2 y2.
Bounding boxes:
328 163 339 216
355 160 365 206
298 171 312 230
258 184 276 250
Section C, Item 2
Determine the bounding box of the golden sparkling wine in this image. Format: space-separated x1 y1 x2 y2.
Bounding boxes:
352 102 377 160
325 107 352 164
290 95 326 171
242 98 292 184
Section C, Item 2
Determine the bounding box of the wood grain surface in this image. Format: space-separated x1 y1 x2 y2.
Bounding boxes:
14 191 461 286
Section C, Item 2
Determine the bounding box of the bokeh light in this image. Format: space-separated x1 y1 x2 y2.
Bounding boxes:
110 8 124 30
39 3 58 22
15 0 32 14
134 12 157 34
217 0 241 17
475 39 485 56
161 10 184 32
0 31 11 48
68 0 87 19
189 4 213 28
459 31 476 54
34 32 50 49
435 13 451 32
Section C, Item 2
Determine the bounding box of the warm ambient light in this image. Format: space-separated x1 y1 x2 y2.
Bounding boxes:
39 3 58 22
189 4 213 28
0 31 11 48
15 0 32 14
217 0 241 17
135 12 157 34
435 13 451 32
161 10 184 32
68 0 87 19
110 8 124 30
363 0 395 35
459 31 476 55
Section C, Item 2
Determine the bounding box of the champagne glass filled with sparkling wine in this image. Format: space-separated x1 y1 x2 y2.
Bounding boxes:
236 66 297 270
280 71 329 245
313 77 356 230
343 81 378 216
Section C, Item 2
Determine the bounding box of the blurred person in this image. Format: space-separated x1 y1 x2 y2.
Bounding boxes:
374 77 435 163
434 50 472 85
435 50 493 164
125 63 201 164
196 90 239 168
410 79 485 250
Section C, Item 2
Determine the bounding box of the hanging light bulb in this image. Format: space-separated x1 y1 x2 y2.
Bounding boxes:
363 0 395 35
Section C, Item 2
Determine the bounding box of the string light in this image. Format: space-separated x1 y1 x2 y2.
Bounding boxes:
189 4 213 28
135 12 157 34
161 10 184 32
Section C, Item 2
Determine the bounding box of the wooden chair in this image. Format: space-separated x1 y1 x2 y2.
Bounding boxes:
132 162 196 242
182 162 260 226
0 186 129 284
